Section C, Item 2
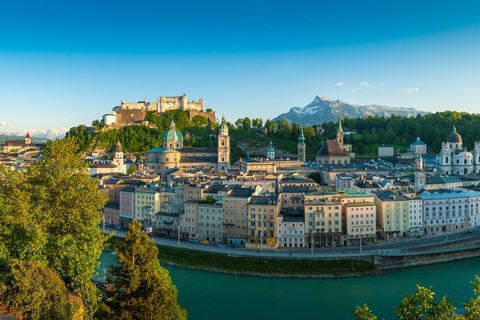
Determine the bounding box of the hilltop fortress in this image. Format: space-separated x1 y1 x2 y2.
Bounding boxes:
103 94 215 128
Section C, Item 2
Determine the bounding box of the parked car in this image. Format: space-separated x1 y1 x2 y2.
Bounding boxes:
156 233 167 238
147 232 157 237
201 240 209 244
168 235 175 239
211 242 219 246
228 243 238 248
189 239 198 243
466 230 473 235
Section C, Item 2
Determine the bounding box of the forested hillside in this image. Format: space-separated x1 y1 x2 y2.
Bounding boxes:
65 110 480 161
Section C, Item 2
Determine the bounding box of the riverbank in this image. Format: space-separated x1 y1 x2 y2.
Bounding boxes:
106 236 381 278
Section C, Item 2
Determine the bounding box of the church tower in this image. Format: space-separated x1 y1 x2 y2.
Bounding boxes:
25 132 31 145
267 140 275 160
114 140 125 174
217 115 230 170
336 116 344 150
298 127 306 162
414 153 426 193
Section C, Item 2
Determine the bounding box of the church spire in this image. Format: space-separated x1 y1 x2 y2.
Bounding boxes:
338 116 343 133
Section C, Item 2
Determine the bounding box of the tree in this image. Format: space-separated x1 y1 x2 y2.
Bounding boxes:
0 259 78 320
243 117 252 130
127 164 138 175
106 220 187 320
206 108 212 112
353 277 480 319
0 137 109 319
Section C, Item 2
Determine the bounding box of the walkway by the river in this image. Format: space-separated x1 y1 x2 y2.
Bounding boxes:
103 226 480 258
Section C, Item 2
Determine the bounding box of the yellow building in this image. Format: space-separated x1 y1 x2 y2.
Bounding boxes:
246 195 281 249
375 190 410 238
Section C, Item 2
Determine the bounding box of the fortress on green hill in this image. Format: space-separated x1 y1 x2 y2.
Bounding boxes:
117 94 203 113
103 94 215 128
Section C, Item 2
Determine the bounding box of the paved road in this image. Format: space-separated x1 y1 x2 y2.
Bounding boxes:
103 226 480 258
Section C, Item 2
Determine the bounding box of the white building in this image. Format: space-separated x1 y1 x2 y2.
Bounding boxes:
435 126 480 175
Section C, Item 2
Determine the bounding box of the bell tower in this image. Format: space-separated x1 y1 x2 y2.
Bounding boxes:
414 154 426 193
114 140 125 174
298 127 306 162
336 116 344 150
218 115 230 170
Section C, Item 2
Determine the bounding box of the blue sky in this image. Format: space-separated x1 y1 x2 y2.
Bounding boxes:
1 0 480 130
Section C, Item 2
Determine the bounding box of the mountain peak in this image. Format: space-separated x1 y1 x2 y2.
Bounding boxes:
272 96 429 127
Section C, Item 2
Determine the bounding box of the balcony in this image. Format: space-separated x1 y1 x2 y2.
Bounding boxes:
164 220 173 225
249 218 255 222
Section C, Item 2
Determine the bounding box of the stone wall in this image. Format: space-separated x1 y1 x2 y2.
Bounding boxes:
115 109 146 123
189 110 216 124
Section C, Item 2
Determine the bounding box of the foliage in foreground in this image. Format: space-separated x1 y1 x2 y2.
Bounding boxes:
0 138 109 319
0 259 78 320
104 221 187 320
352 276 480 319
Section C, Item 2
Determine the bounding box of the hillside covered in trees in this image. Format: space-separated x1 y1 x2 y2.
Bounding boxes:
66 110 480 161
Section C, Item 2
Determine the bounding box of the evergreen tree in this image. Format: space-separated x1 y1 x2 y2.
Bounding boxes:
106 220 187 320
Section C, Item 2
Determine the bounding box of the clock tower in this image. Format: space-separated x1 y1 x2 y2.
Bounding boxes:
414 154 425 193
217 115 230 170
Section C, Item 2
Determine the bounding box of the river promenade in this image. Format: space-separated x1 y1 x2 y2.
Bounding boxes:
103 226 480 265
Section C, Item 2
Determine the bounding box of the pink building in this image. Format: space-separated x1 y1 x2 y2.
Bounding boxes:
103 202 120 226
119 186 137 228
181 200 199 239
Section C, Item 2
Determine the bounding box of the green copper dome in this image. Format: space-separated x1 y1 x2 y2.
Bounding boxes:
163 119 183 141
298 127 306 145
220 115 228 131
267 140 275 153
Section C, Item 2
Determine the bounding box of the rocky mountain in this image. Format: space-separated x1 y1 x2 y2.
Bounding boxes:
0 128 68 140
272 96 429 127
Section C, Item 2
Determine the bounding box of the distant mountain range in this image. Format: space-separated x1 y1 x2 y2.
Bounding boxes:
0 128 68 140
272 96 429 127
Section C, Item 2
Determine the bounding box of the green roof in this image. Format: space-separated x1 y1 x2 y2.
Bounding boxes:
146 147 180 154
344 202 376 207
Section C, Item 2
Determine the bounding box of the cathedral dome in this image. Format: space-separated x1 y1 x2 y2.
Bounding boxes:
267 140 275 153
446 126 462 144
163 119 183 141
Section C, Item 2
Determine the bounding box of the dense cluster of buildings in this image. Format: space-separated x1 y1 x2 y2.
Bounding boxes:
4 104 480 251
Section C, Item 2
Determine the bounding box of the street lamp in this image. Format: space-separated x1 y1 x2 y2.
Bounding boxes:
177 224 180 246
360 228 363 253
311 229 314 255
446 211 449 243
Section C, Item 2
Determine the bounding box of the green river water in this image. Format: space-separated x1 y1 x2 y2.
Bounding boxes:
95 252 480 320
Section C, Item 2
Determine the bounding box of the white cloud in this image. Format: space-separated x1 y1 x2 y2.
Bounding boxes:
335 82 346 86
403 88 419 94
360 81 370 87
0 122 11 126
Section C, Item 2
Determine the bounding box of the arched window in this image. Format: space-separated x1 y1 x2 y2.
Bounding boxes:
464 159 467 164
465 168 468 174
457 159 460 164
446 157 449 164
338 160 341 164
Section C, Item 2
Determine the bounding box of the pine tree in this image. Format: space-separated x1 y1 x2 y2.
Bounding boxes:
106 220 187 320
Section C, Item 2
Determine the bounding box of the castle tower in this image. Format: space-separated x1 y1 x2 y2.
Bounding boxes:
298 127 306 162
217 115 230 170
336 116 344 150
267 140 275 160
113 140 125 174
25 132 31 145
414 154 426 193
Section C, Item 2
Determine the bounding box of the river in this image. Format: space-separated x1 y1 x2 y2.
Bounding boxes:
95 252 480 320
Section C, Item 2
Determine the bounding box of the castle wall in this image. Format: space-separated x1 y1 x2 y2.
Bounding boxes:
115 109 146 123
189 110 216 124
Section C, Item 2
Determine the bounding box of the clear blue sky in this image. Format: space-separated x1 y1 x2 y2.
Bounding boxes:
1 0 480 130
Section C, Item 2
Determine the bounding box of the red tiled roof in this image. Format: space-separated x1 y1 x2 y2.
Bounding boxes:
316 140 350 156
